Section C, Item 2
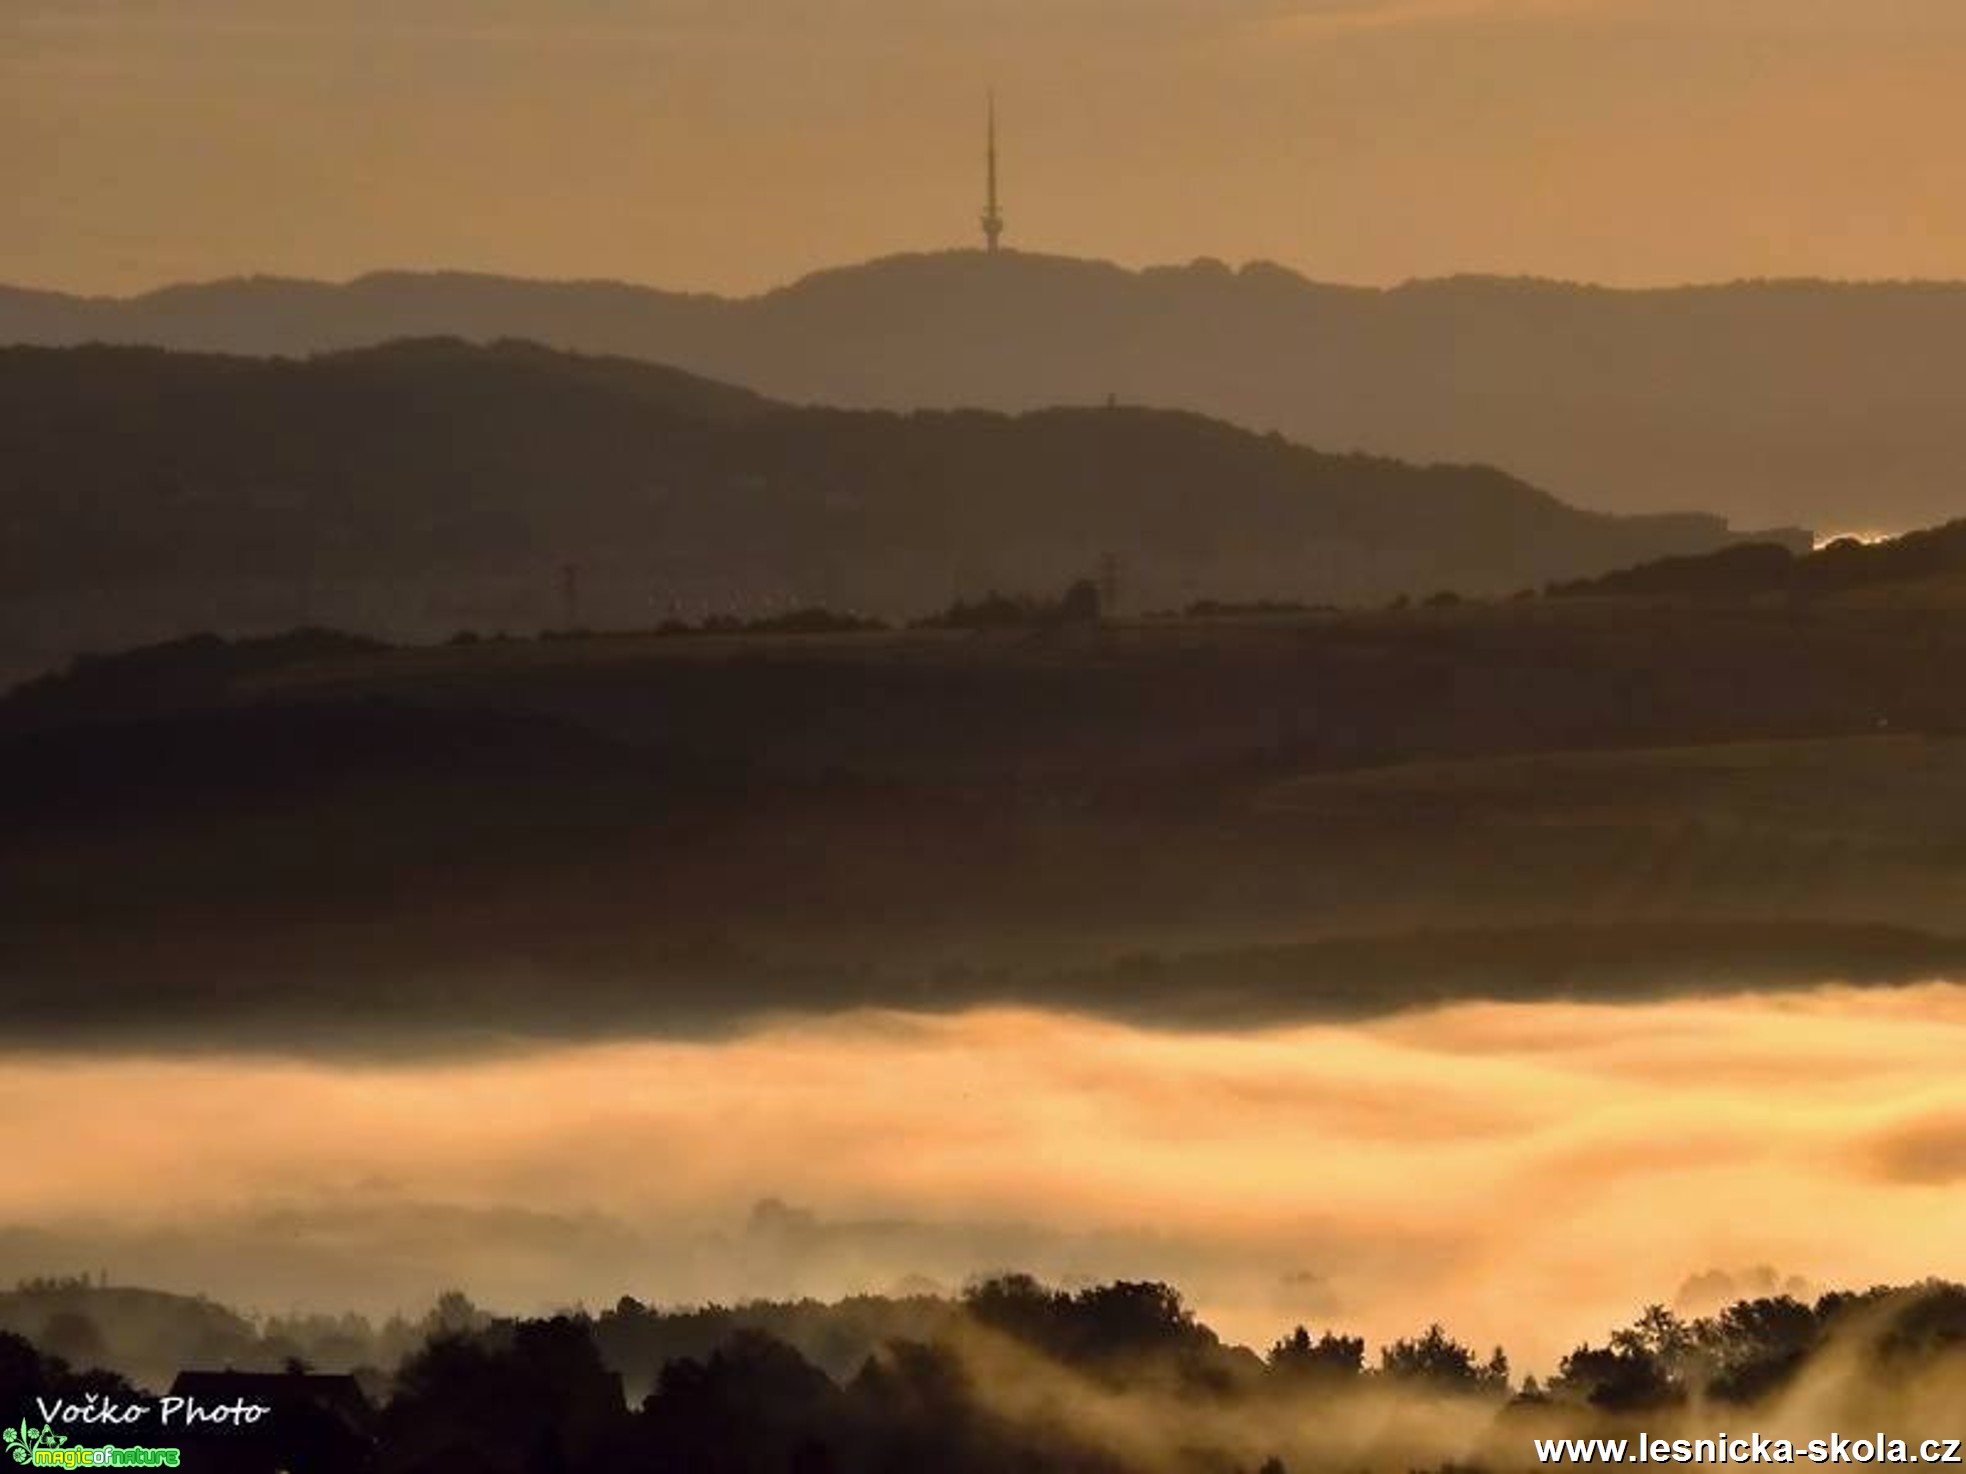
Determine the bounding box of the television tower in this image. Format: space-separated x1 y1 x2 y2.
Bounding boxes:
981 92 1005 253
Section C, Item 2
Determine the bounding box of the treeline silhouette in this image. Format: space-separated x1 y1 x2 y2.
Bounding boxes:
913 579 1103 630
1181 597 1333 618
14 1274 1966 1473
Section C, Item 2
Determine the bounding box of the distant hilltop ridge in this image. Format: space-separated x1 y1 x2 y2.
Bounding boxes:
6 250 1966 530
0 337 1803 681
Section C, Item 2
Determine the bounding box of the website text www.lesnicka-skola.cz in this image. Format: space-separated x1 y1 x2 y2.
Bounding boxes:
1535 1436 1966 1465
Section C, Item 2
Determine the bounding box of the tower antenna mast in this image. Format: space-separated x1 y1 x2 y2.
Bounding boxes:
982 92 1005 253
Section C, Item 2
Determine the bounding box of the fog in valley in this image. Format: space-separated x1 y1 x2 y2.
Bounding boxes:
9 984 1966 1375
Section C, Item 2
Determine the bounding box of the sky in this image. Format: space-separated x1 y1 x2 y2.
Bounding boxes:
6 0 1966 297
10 987 1966 1369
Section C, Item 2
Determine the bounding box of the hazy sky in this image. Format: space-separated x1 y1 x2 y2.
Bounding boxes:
7 0 1966 296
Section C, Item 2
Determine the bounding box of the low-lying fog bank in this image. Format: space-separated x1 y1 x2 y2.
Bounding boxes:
7 984 1966 1370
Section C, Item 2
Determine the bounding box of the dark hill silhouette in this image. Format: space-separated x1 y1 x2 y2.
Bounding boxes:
4 251 1962 529
1549 519 1966 601
0 339 1799 683
0 1281 264 1394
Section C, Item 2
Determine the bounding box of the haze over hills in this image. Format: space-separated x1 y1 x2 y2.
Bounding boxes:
5 250 1965 532
0 338 1800 684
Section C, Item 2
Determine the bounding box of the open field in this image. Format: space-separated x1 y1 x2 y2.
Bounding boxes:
9 601 1966 1048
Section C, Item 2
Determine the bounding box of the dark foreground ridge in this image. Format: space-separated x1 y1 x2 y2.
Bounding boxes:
10 580 1966 1049
1550 519 1966 602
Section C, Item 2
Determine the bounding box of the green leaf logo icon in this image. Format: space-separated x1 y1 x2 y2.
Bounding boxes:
4 1423 60 1465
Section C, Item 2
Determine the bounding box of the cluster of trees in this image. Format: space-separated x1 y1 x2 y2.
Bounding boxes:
654 608 887 638
0 1281 497 1398
1182 597 1332 618
0 1276 1516 1474
444 608 891 648
15 1275 1966 1473
591 1292 957 1390
1545 1283 1966 1410
914 580 1103 630
342 1276 1533 1474
0 1275 1551 1474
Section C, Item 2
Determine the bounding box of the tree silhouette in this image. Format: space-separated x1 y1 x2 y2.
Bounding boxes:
1377 1324 1509 1395
1266 1327 1363 1384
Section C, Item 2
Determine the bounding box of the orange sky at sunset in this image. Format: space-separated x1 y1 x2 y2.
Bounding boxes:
9 1 1966 296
